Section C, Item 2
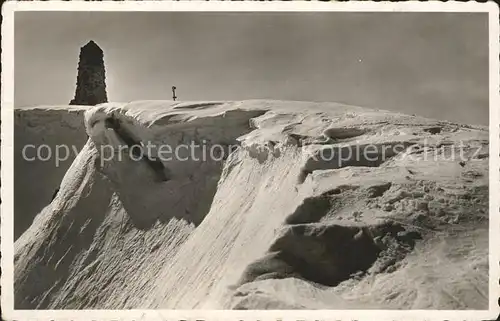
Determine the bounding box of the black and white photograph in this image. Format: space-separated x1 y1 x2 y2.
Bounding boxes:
1 2 499 320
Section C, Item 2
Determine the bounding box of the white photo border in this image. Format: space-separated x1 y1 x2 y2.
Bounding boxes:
1 1 499 320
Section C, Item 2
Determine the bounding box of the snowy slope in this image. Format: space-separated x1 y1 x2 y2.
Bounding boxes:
14 100 489 309
14 106 88 239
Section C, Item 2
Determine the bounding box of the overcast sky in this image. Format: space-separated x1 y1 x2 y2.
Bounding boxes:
15 12 488 125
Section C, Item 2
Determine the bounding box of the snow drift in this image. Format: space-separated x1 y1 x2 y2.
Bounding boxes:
14 106 88 240
14 100 489 309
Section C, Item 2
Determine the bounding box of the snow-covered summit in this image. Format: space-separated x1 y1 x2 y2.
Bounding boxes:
14 100 489 309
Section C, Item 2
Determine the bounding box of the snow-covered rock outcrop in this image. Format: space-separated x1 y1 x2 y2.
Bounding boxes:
14 100 489 309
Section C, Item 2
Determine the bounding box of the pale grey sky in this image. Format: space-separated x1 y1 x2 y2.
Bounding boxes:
15 12 489 125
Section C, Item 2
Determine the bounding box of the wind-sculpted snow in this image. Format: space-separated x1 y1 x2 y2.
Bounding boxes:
14 106 88 239
14 100 489 309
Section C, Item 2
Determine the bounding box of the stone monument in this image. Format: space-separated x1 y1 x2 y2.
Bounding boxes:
69 40 108 106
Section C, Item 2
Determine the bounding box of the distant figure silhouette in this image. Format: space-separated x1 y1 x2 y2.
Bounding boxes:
172 86 177 101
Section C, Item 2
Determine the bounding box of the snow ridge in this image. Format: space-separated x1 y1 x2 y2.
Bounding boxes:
14 100 489 309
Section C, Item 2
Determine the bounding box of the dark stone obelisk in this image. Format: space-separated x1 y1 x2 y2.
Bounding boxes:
69 40 108 106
